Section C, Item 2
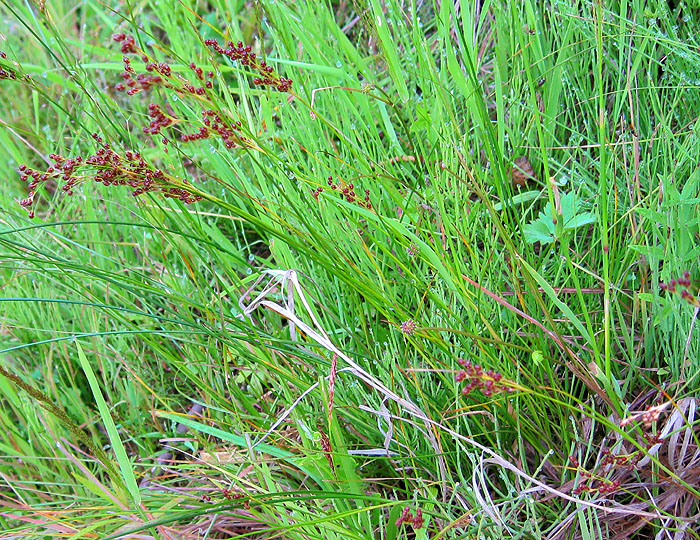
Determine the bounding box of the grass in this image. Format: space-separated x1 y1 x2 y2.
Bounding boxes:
1 0 699 538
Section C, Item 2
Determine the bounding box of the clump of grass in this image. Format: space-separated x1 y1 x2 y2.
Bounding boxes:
1 0 700 538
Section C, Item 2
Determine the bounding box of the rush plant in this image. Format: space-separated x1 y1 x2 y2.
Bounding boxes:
1 1 700 539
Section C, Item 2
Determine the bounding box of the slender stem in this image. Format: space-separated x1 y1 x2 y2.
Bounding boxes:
595 0 612 387
0 363 122 483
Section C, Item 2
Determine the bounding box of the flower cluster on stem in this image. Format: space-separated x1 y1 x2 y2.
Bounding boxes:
660 271 698 307
0 51 19 80
395 507 424 529
399 319 417 336
455 358 514 397
15 28 298 214
569 432 664 496
204 39 292 92
17 133 201 217
312 176 372 209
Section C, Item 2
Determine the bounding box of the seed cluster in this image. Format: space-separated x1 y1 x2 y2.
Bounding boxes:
0 51 18 80
112 34 254 150
112 34 219 102
312 176 372 209
17 133 201 217
660 271 698 306
112 33 137 54
144 103 173 135
201 487 250 508
221 488 249 507
569 433 663 496
204 39 292 92
569 456 621 495
15 31 294 215
112 34 184 97
318 429 335 473
455 358 513 397
194 109 248 148
570 468 621 496
395 507 424 529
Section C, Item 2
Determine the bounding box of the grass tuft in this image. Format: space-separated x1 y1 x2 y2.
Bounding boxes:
1 0 700 537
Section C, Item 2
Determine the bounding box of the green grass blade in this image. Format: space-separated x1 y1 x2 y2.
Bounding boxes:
74 340 141 506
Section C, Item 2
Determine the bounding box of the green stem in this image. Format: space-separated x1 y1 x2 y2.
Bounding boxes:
0 362 122 483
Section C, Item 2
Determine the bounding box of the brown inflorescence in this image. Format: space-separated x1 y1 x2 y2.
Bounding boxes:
15 31 295 216
0 66 18 80
395 507 424 529
570 454 623 496
112 33 210 98
311 186 323 200
600 447 640 470
319 176 372 209
455 358 514 397
112 33 137 54
109 33 271 151
17 132 202 217
112 39 172 96
569 431 664 497
204 39 292 92
220 487 249 508
660 271 699 307
318 429 335 473
192 109 249 149
144 103 174 134
0 51 19 80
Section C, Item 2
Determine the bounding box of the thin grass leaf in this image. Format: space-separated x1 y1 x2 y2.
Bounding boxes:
74 340 141 506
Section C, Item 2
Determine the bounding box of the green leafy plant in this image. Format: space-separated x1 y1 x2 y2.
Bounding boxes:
523 191 597 244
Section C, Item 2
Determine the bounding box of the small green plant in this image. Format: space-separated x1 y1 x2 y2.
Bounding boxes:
523 191 596 244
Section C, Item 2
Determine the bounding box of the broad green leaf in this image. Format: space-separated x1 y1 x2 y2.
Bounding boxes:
524 219 555 244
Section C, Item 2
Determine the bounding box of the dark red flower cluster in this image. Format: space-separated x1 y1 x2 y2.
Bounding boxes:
144 103 173 134
17 132 202 217
204 39 292 92
112 34 212 99
180 109 249 148
221 488 250 508
399 318 417 335
660 270 692 293
180 125 209 143
395 507 424 529
14 30 298 216
188 62 214 90
0 51 18 80
113 41 169 95
0 65 17 80
318 429 335 472
455 359 513 397
318 176 372 209
660 271 698 306
112 33 137 54
311 186 323 200
569 457 622 496
201 109 244 147
572 478 621 495
600 447 639 469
